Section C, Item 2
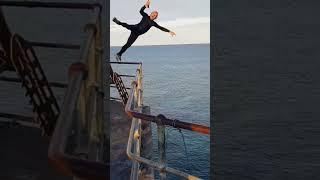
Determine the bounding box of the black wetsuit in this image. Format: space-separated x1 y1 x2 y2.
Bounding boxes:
116 6 170 56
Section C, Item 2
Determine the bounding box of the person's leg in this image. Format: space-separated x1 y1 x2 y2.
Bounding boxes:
117 32 139 57
113 17 135 31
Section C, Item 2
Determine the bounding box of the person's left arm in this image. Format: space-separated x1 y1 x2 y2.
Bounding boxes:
153 22 176 36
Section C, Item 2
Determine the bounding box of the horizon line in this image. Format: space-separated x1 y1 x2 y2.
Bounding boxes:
110 42 210 48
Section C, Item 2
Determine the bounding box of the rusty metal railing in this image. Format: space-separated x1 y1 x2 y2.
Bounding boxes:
125 66 209 135
115 62 209 179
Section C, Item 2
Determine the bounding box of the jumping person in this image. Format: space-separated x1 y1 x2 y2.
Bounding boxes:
113 0 176 61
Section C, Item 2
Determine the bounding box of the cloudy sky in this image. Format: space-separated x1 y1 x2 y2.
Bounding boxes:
110 0 210 46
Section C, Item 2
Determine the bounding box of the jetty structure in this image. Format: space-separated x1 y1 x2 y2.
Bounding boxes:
0 1 210 180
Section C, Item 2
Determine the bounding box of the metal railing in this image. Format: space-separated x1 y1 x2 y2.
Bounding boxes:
0 1 107 179
48 3 107 179
116 63 210 180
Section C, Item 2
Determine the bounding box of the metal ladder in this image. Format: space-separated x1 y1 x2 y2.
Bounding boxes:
10 34 60 136
110 64 129 105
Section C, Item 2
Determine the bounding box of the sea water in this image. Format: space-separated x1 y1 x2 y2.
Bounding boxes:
111 44 210 179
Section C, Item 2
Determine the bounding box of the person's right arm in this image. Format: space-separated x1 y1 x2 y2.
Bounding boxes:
139 6 148 17
140 0 150 17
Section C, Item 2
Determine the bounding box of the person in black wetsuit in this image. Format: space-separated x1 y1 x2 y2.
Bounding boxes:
113 0 176 61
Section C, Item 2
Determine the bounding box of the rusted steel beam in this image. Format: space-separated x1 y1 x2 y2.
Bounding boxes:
128 111 210 135
125 83 210 135
0 1 101 10
0 76 67 88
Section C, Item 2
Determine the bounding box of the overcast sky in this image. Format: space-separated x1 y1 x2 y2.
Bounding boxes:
110 0 210 46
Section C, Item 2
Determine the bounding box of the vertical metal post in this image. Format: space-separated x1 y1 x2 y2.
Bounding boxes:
94 7 104 160
157 115 166 180
130 72 140 180
140 106 154 179
138 64 143 106
135 65 143 179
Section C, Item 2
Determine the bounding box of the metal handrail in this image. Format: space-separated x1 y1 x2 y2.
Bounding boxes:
48 68 107 179
122 64 208 180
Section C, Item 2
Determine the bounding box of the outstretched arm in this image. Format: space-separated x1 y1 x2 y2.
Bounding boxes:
153 22 176 36
140 0 150 17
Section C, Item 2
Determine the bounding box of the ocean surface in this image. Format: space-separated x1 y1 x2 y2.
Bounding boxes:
111 44 210 179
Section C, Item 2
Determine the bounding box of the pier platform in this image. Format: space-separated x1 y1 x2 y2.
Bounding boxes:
110 100 132 179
